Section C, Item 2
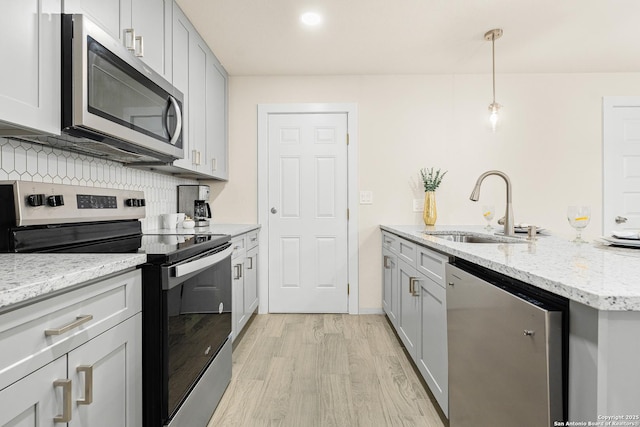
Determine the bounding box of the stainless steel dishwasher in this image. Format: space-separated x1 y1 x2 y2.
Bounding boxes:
446 260 568 427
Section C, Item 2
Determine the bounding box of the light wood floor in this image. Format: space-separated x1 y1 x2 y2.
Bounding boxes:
207 314 446 427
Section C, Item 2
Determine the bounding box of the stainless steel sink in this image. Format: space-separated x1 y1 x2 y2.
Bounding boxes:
425 233 526 244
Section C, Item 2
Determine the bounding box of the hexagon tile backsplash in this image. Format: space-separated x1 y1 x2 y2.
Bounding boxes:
0 137 198 231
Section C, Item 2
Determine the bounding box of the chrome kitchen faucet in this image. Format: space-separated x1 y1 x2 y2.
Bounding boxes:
470 170 516 237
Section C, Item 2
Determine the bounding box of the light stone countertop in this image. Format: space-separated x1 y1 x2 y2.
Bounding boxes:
0 253 147 312
146 223 260 238
381 224 640 311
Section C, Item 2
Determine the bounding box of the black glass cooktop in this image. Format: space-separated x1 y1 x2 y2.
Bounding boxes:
140 233 230 264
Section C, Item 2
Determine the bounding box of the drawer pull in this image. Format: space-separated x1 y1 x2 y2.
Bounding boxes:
53 379 72 423
45 314 93 336
77 365 94 405
247 256 254 270
383 255 391 269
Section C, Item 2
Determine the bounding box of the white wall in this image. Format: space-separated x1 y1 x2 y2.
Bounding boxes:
206 72 640 311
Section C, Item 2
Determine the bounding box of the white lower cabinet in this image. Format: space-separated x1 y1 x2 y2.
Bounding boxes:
417 276 448 415
382 247 399 327
0 356 66 427
397 260 421 359
68 314 141 427
231 230 259 341
0 270 142 426
381 230 449 416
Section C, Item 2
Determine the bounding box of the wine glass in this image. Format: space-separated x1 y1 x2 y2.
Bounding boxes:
567 206 591 243
482 205 495 231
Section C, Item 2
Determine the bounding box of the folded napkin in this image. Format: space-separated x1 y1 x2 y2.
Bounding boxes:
611 230 640 239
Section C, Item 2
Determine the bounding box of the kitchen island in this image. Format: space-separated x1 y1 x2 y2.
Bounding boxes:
381 225 640 422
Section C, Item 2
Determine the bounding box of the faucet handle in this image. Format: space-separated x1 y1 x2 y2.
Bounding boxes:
497 216 505 225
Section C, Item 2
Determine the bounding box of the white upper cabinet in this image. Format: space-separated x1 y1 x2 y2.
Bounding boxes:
206 55 229 180
168 2 229 180
0 0 61 135
63 0 172 80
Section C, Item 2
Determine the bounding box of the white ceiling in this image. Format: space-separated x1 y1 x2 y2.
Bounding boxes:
175 0 640 76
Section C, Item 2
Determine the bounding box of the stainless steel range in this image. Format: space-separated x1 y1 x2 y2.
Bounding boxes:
0 181 232 427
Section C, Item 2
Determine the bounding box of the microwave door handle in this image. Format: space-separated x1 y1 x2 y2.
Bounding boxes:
165 95 183 146
173 246 232 278
206 202 212 219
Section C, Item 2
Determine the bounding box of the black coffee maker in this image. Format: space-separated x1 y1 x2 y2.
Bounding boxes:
177 185 212 227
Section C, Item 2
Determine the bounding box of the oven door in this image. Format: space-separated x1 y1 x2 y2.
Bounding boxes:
163 244 232 420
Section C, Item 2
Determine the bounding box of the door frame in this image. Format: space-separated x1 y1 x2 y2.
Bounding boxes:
257 103 359 314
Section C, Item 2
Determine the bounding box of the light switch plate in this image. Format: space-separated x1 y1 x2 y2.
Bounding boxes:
413 199 423 212
359 190 373 204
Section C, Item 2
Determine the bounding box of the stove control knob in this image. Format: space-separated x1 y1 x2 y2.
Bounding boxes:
47 195 64 207
27 194 45 207
139 198 146 207
126 198 146 207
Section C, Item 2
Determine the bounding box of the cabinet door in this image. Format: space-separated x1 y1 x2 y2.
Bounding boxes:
397 260 420 360
244 246 259 316
382 248 399 328
205 55 229 180
68 314 142 427
232 260 245 341
171 3 193 171
0 0 60 135
131 0 172 79
0 356 67 427
63 0 127 43
189 33 209 174
418 277 448 415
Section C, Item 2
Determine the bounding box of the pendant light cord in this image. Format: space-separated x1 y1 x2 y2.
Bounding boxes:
492 34 496 105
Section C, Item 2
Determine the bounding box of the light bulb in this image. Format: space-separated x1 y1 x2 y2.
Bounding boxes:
488 103 500 132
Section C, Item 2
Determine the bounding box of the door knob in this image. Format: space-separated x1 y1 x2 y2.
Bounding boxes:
271 207 277 214
615 216 628 224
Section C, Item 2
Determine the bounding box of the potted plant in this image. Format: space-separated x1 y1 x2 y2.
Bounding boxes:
420 167 447 225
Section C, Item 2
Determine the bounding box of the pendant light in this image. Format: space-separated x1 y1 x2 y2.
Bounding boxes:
485 28 503 132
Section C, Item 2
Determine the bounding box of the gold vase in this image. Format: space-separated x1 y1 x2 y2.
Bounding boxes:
423 191 437 226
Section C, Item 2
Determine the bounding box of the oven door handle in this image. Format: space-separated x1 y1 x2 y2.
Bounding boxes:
173 246 232 278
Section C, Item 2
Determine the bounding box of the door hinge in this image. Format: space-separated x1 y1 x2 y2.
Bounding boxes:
346 133 350 145
347 208 350 220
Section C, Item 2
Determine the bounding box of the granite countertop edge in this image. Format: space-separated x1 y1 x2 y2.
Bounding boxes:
0 253 147 312
381 224 640 312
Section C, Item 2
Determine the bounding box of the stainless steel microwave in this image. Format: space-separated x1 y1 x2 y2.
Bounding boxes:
54 14 184 164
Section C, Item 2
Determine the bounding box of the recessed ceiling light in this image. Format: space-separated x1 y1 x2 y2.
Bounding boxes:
300 12 322 26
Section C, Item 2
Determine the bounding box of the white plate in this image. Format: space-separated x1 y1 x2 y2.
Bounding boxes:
599 236 640 248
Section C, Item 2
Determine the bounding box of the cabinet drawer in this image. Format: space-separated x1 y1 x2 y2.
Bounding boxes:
0 270 141 391
398 238 417 267
382 231 400 252
417 247 449 288
246 230 259 250
231 235 246 260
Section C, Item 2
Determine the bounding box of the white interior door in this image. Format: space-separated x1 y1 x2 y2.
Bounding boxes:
603 98 640 236
268 112 349 313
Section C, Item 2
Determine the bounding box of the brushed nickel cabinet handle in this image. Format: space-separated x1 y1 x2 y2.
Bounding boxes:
134 35 144 57
124 28 135 51
234 264 242 279
247 256 253 270
383 255 390 269
45 315 93 336
409 277 419 296
53 379 72 423
77 365 94 405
